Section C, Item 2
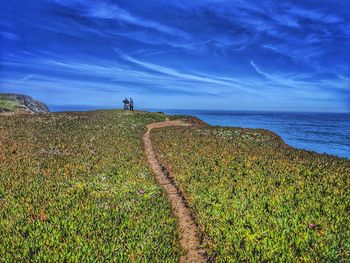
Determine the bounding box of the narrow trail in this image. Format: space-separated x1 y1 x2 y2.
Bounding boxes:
143 120 206 263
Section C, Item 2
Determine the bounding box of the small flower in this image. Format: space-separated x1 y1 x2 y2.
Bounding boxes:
308 223 315 229
139 189 145 195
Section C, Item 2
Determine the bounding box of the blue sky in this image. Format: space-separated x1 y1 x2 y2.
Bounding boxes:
1 0 349 112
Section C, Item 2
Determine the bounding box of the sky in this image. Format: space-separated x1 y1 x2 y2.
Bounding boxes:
1 0 349 112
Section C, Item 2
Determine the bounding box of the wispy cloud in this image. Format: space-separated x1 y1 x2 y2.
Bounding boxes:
262 44 325 67
89 4 188 37
118 51 259 94
1 0 349 112
250 61 274 80
18 74 34 83
287 4 344 24
0 31 20 41
52 0 189 38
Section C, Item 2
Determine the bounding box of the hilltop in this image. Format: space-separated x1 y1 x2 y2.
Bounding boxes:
0 93 49 114
0 110 348 262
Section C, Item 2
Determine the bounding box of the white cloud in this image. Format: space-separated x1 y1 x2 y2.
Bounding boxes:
119 51 254 92
18 74 34 83
53 0 189 38
250 61 274 80
89 3 188 36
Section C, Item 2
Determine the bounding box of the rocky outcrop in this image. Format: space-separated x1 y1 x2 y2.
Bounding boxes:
0 93 49 114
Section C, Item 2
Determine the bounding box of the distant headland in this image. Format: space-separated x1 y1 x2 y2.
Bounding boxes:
0 93 49 114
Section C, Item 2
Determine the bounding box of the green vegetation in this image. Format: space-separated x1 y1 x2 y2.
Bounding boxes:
167 115 209 127
0 110 181 262
0 96 20 111
1 110 349 261
151 124 350 261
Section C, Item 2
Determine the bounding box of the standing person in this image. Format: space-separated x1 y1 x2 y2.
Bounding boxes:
122 98 129 110
129 98 134 111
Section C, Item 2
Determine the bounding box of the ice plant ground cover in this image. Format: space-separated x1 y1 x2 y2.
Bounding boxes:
0 110 181 261
151 122 350 262
1 110 349 261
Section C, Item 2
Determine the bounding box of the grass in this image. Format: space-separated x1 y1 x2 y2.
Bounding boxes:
0 110 181 262
0 96 20 111
151 124 350 261
1 110 348 261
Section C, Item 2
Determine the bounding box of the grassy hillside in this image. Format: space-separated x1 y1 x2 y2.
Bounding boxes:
0 110 181 261
152 124 350 261
0 95 20 111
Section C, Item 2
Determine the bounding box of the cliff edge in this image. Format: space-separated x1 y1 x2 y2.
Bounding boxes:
0 93 49 114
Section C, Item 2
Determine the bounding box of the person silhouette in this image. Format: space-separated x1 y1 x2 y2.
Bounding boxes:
122 98 129 110
129 98 134 111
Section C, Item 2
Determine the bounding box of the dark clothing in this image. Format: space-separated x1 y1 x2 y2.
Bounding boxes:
122 99 129 110
129 98 134 111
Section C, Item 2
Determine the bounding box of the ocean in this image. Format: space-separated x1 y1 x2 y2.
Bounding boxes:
50 106 350 159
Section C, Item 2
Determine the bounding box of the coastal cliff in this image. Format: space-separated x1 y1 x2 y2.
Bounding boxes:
0 93 49 114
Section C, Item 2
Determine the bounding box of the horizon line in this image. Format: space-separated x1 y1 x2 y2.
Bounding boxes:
48 104 350 114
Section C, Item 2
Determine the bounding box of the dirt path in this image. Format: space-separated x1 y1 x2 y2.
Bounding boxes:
143 120 206 263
